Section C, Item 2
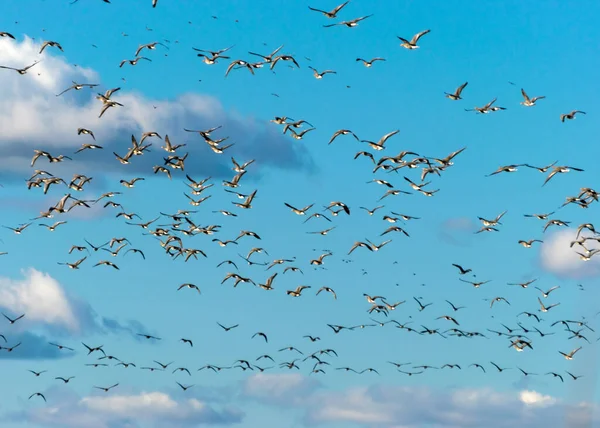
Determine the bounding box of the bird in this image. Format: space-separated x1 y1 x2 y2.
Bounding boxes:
520 88 545 106
308 1 349 18
323 15 373 28
397 29 431 49
560 110 586 122
445 82 468 100
356 57 386 67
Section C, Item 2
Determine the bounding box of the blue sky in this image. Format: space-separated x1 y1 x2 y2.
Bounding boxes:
1 0 600 427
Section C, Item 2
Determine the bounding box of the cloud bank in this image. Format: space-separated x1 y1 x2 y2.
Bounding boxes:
0 37 314 181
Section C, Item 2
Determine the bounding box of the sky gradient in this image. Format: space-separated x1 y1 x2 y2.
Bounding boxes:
1 1 600 427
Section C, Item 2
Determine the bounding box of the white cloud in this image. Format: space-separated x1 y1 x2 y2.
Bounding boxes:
241 373 320 407
539 228 600 278
0 268 80 332
15 390 243 427
0 37 313 179
243 374 599 428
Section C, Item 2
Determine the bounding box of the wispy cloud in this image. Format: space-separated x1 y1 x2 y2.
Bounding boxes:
7 388 244 428
241 374 598 428
438 216 479 247
0 37 315 182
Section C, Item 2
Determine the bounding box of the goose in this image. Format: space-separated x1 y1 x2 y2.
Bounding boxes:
0 32 16 39
397 29 431 49
489 297 510 308
39 221 67 231
77 128 95 140
348 241 373 255
365 238 392 251
303 212 332 223
248 44 284 63
58 256 87 269
252 332 268 343
308 1 349 18
225 59 255 77
75 143 103 154
518 239 543 248
329 129 359 144
560 110 586 122
55 376 75 383
0 60 40 74
360 206 384 215
451 264 472 275
478 210 507 226
445 82 468 100
381 226 410 236
120 177 145 188
524 161 558 173
559 346 582 360
323 15 373 28
523 212 555 220
361 130 399 150
520 88 545 106
538 297 560 312
459 278 490 288
543 219 570 232
566 371 583 380
542 165 584 186
3 313 25 324
258 273 277 290
28 393 46 402
309 66 336 79
486 164 524 176
546 372 564 382
445 300 465 312
94 384 119 392
307 227 336 236
3 223 32 234
413 297 432 312
56 81 99 96
284 202 314 215
93 260 119 270
436 315 460 325
176 382 194 391
287 127 315 140
466 97 503 114
270 54 300 70
119 56 151 67
354 151 375 163
287 285 311 297
356 57 385 67
134 41 168 57
231 157 255 173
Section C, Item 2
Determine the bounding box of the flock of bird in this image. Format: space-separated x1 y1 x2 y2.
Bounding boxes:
0 0 597 411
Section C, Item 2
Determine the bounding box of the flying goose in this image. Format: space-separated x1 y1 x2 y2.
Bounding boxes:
270 54 300 70
309 66 336 79
520 88 545 106
356 57 385 67
0 60 40 74
119 56 152 67
397 29 431 49
225 59 255 77
248 44 284 63
538 297 560 312
445 82 468 100
542 165 584 186
560 110 585 122
361 130 399 151
134 41 168 57
323 15 373 28
28 392 46 402
308 1 349 18
0 32 16 39
559 346 582 360
518 239 543 248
